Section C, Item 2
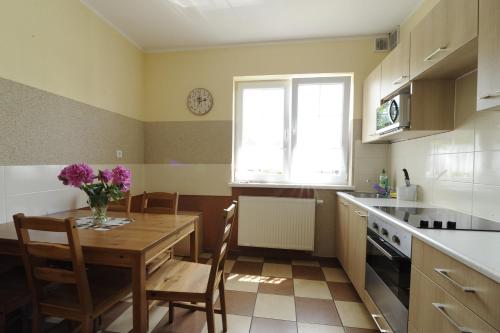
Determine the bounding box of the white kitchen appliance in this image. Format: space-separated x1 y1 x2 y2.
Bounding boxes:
376 93 410 134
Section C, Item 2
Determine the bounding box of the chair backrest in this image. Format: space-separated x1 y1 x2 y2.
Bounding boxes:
108 190 132 214
13 214 93 314
142 191 179 214
207 201 238 296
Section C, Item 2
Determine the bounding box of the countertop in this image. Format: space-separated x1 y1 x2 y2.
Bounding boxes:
337 192 500 283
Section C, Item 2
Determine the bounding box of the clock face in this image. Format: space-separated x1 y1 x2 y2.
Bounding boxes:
187 88 213 115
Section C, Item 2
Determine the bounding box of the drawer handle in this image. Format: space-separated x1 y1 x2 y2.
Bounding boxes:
434 268 476 293
479 91 500 99
354 210 368 218
340 201 348 207
432 303 472 333
392 75 408 85
424 46 447 62
371 314 392 333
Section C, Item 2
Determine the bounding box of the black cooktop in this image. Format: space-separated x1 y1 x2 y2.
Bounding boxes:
374 206 500 232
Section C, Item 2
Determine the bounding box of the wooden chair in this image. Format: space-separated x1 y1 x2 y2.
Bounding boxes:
146 201 238 333
107 190 132 215
141 191 180 276
13 214 131 333
141 191 179 214
0 266 31 333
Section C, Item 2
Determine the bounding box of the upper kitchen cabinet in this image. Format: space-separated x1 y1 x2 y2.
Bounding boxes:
362 64 382 143
477 0 500 111
410 0 478 80
380 38 410 99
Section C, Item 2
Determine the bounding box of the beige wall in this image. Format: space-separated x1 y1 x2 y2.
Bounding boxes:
143 38 388 256
400 0 440 42
0 0 144 120
145 38 386 121
390 71 500 223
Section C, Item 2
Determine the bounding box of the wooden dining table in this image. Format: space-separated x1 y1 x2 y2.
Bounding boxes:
0 210 199 333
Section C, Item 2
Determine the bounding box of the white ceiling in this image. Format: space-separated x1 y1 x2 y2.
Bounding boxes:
81 0 422 52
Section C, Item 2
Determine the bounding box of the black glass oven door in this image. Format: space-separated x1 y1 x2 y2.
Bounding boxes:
365 230 411 308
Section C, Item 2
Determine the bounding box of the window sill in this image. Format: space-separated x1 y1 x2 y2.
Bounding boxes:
228 182 355 190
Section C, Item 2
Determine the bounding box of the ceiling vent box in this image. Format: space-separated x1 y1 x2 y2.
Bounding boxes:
374 27 400 52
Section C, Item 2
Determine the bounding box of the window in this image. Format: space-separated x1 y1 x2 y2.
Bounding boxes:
233 75 352 186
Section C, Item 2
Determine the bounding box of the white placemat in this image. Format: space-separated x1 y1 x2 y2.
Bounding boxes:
75 216 132 231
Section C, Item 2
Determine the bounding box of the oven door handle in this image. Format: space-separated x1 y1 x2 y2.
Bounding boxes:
367 236 401 261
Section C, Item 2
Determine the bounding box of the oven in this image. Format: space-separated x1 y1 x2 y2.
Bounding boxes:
365 214 412 333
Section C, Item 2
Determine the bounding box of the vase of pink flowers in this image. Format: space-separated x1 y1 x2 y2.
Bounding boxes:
58 163 131 226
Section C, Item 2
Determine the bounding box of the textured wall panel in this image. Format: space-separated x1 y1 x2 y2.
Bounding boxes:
0 77 144 165
144 121 232 164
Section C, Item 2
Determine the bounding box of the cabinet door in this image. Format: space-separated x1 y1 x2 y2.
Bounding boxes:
410 0 478 79
380 38 410 99
409 267 497 333
477 0 500 111
362 65 381 143
348 206 367 295
335 198 349 269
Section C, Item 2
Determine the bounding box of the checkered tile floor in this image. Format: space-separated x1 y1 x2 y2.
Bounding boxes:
87 255 377 333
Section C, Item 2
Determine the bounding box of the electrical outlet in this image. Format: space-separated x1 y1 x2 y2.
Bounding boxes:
116 150 123 159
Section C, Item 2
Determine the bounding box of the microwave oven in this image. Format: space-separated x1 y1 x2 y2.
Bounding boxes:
376 94 410 134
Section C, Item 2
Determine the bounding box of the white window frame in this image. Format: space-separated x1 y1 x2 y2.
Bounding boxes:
232 75 352 187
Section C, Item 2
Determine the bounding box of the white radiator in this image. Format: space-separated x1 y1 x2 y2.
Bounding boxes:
237 196 316 251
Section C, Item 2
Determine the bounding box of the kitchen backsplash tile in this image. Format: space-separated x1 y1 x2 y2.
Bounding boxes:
472 184 500 222
474 111 500 152
431 120 475 154
473 151 500 186
433 153 474 183
432 180 473 214
389 71 500 220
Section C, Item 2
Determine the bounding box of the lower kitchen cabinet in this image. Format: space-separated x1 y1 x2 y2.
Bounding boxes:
409 266 497 333
347 205 367 295
335 197 350 269
335 196 367 296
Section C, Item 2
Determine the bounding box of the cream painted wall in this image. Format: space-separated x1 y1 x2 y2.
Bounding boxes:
400 0 440 41
144 38 386 122
0 0 144 120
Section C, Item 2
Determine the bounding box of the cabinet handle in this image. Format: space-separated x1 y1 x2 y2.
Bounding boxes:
434 268 476 292
371 314 392 333
424 46 447 62
479 91 500 99
354 210 368 218
340 201 348 207
392 75 408 85
432 303 472 333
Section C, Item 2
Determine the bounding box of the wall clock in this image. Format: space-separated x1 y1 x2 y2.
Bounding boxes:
187 88 213 115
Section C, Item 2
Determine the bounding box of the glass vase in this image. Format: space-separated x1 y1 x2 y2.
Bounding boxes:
91 204 108 226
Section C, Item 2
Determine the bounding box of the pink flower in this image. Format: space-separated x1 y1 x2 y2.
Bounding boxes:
98 169 113 183
58 163 95 188
111 165 131 191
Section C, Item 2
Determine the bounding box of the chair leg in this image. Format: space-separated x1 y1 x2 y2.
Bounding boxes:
31 306 42 333
0 313 5 333
80 317 93 333
168 302 175 324
219 278 227 332
205 301 215 333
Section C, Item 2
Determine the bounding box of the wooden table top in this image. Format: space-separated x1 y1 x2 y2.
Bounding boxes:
0 210 199 254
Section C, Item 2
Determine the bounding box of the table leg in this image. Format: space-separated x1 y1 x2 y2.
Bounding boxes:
190 218 199 262
132 254 148 333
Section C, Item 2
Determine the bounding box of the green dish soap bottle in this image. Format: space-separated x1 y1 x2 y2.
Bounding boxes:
379 169 389 194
